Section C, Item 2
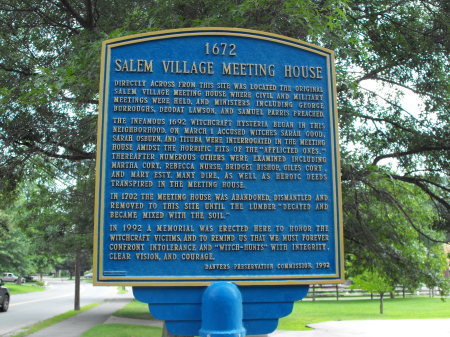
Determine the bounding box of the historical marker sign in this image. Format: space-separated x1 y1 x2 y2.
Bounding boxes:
94 28 344 286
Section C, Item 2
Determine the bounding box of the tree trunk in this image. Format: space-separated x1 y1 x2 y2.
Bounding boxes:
379 292 384 314
74 250 81 311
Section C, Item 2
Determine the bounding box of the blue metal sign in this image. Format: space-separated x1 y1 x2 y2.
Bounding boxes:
94 28 344 286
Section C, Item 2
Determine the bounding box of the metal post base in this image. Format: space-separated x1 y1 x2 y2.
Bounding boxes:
199 282 246 337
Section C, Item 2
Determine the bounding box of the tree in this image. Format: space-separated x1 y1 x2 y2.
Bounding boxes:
6 158 94 309
344 170 449 294
0 223 33 276
0 0 448 292
351 269 395 314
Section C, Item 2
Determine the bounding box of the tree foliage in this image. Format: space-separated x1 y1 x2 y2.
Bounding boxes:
344 171 448 291
3 158 94 279
0 215 33 275
0 0 448 288
350 269 395 314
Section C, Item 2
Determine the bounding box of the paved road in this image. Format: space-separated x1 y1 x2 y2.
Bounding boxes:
0 279 131 336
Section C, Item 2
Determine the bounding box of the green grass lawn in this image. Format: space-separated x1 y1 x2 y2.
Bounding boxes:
99 297 449 335
81 324 162 337
278 297 450 330
5 283 46 295
19 296 448 337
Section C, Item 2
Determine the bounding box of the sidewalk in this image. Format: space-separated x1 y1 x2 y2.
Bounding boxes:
24 298 133 337
289 319 450 337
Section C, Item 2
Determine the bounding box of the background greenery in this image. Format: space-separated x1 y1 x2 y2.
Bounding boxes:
0 0 448 302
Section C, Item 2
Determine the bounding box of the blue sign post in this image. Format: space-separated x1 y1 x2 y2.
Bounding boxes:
94 28 343 335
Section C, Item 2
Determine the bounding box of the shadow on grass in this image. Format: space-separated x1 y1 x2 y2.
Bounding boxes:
112 300 158 321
